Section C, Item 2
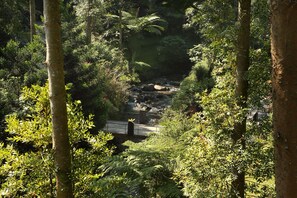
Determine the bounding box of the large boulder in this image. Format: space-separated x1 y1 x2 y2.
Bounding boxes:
154 84 169 91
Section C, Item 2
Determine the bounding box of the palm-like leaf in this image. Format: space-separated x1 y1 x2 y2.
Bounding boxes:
121 11 166 34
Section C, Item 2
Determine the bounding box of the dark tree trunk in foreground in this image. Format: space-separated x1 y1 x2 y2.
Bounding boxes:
30 0 36 41
231 0 251 197
271 1 297 197
44 0 73 197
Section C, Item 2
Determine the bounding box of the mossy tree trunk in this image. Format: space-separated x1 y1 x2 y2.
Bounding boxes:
44 0 73 197
271 1 297 197
231 0 251 197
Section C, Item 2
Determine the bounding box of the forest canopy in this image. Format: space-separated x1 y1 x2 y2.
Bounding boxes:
0 0 296 197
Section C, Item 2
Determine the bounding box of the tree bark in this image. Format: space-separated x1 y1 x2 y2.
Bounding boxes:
43 0 73 197
30 0 36 42
119 9 123 49
231 0 251 197
271 1 297 197
86 0 93 44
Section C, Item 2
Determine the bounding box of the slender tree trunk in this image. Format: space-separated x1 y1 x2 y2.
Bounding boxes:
86 0 93 44
30 0 36 41
148 0 156 12
119 9 123 49
231 0 251 197
271 1 297 197
233 0 239 20
131 50 137 74
119 0 124 49
135 7 140 18
43 0 73 197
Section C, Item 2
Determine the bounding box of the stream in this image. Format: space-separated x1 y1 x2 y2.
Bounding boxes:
122 77 180 125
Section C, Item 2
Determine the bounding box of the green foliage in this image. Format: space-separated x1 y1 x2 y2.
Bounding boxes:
248 0 271 110
159 109 196 139
60 1 133 128
170 1 274 196
185 0 236 43
156 35 190 74
0 77 21 129
173 112 274 197
99 101 273 197
120 11 166 34
80 0 194 80
147 91 273 197
245 116 274 197
120 11 167 75
64 37 130 129
98 143 182 198
172 45 215 111
174 133 233 197
0 84 113 197
171 0 238 112
0 0 28 45
95 109 198 197
131 1 275 197
0 36 47 138
0 0 275 197
0 37 46 86
79 0 275 197
172 64 237 196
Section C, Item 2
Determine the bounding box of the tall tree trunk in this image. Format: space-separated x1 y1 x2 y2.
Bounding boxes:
86 0 93 44
271 1 297 197
43 0 73 197
119 9 123 49
29 0 36 41
119 0 124 49
231 0 251 197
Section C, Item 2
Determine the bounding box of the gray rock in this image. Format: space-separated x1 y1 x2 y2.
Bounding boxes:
142 84 155 91
130 86 142 92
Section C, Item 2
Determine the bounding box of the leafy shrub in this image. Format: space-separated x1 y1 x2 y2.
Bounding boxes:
0 84 113 197
173 66 274 197
64 38 131 129
95 109 199 197
157 35 190 74
0 36 47 140
172 45 214 112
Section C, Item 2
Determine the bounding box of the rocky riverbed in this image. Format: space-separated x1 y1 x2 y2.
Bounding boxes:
123 78 180 125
